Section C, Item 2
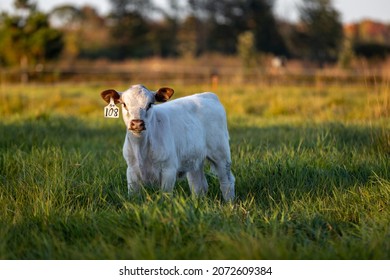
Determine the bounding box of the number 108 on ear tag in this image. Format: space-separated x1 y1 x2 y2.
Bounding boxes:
104 98 120 118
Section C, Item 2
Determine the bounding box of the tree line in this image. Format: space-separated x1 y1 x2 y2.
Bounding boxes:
0 0 389 69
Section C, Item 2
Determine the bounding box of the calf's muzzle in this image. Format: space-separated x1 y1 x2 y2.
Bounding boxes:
129 119 146 132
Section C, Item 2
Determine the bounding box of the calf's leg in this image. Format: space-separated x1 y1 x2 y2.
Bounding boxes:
127 166 141 195
160 167 177 193
187 162 209 197
207 143 235 201
215 160 235 201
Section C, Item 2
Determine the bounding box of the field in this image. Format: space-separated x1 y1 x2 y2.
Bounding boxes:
0 82 389 259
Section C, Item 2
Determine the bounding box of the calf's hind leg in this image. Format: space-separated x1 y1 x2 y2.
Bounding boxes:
215 160 235 201
208 155 235 201
186 162 209 197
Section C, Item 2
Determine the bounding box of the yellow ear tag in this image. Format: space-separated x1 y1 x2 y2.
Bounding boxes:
104 97 120 118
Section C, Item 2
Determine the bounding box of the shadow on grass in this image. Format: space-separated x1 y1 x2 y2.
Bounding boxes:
1 116 388 205
0 115 124 153
228 122 389 203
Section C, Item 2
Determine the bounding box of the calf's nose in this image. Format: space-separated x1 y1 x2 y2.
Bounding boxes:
129 119 146 131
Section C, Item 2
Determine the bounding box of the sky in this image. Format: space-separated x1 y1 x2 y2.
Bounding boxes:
1 0 390 24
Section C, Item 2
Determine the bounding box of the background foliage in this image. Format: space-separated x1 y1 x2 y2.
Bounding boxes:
1 0 390 67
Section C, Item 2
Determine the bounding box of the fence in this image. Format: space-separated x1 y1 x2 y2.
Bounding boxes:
1 64 389 86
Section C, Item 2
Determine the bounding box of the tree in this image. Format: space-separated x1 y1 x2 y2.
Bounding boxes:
109 0 154 18
338 38 355 69
177 15 201 57
237 31 257 68
245 0 288 56
108 0 154 58
0 0 63 69
50 5 82 30
49 5 82 61
14 0 36 11
50 5 110 60
297 0 343 64
186 0 288 56
148 17 179 57
148 0 183 57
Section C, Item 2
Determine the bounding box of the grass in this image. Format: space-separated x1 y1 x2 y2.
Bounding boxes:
0 82 389 259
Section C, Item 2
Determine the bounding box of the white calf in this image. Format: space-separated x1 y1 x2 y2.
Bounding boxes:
101 84 235 201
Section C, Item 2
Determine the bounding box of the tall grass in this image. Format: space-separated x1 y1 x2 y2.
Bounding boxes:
0 82 389 259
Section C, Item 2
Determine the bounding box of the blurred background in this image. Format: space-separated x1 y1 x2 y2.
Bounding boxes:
0 0 389 85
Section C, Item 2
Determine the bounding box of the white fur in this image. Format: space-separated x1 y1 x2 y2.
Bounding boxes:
117 85 234 201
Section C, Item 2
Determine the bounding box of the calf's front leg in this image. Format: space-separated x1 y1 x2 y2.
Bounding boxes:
126 166 141 195
160 167 176 193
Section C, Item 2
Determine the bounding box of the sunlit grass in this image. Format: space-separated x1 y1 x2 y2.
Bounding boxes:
0 82 389 259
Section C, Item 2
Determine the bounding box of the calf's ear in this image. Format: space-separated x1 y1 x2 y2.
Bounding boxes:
155 87 174 102
101 89 121 104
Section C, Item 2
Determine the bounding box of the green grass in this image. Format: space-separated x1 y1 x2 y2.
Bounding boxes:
0 83 389 259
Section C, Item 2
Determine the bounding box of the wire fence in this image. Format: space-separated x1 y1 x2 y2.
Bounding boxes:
1 64 389 86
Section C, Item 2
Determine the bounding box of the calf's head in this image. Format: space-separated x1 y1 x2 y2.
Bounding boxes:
101 85 174 135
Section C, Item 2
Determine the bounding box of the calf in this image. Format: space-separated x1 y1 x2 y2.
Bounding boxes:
101 84 235 201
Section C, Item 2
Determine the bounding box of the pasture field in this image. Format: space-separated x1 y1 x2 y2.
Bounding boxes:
0 82 389 259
